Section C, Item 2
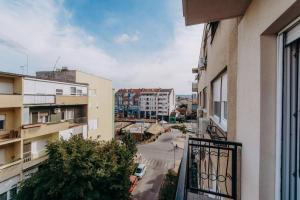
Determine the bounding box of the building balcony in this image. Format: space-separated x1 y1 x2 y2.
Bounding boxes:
192 83 198 93
0 95 22 108
23 95 88 106
22 121 70 139
0 159 22 182
175 137 242 200
0 130 21 146
182 0 252 25
192 67 198 74
23 150 48 170
55 95 88 105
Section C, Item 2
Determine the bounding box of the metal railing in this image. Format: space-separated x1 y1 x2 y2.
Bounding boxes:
206 124 227 141
176 137 242 200
23 152 32 163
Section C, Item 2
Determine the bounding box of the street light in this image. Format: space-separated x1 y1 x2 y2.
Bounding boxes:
171 142 178 169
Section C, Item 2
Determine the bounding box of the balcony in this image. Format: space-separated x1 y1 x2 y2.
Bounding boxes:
23 95 88 106
55 95 88 105
22 121 70 139
0 130 21 145
192 83 198 92
0 159 22 182
182 0 252 25
0 95 22 108
176 137 242 200
23 150 48 170
23 95 55 105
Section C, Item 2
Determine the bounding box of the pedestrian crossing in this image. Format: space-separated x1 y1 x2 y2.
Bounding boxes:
140 158 173 169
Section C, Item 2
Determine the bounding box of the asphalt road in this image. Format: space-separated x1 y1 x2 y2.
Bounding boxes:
132 129 184 200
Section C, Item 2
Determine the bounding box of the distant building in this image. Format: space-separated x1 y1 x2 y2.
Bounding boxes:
0 68 114 198
115 88 175 121
115 89 142 118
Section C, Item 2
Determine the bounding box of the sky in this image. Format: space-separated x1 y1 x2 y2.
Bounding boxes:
0 0 203 94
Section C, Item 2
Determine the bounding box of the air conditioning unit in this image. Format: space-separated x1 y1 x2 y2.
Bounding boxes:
54 108 61 114
198 57 207 70
199 118 209 134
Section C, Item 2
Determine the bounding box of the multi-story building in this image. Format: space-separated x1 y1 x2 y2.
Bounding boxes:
36 69 114 141
115 88 175 121
115 89 142 118
0 69 114 199
177 1 300 200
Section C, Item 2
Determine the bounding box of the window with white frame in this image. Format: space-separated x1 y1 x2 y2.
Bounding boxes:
56 89 63 95
77 89 82 96
70 87 76 96
0 115 6 130
212 72 227 129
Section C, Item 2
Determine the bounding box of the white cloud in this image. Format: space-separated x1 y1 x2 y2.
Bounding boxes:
0 0 203 94
114 32 139 44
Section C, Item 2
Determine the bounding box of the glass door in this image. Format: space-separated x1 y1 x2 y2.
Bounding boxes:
281 22 300 200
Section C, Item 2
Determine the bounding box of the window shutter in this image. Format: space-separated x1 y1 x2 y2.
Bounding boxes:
221 73 227 101
213 78 221 101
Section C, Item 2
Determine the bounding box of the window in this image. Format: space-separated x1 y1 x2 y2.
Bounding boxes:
56 89 63 95
209 21 219 44
38 112 49 123
77 89 82 96
70 87 76 96
212 73 227 128
0 115 5 130
0 192 7 200
88 119 98 130
9 186 17 200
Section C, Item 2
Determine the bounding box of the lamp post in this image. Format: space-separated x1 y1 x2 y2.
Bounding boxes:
171 142 178 169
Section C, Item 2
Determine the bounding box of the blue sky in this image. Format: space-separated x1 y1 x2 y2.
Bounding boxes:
0 0 202 94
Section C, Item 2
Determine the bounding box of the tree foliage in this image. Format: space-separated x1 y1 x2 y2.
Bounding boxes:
121 131 137 156
171 124 187 134
16 136 136 200
159 170 178 200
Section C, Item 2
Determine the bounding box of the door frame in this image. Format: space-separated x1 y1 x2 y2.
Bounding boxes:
276 19 300 200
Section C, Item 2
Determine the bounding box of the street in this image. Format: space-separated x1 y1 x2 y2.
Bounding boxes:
132 129 184 200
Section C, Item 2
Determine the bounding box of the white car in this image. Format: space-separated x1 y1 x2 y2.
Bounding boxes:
134 164 147 179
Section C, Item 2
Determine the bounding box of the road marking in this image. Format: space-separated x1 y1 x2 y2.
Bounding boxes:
139 158 172 169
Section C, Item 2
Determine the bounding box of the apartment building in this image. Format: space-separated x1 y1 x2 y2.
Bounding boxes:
177 0 300 200
36 69 114 141
115 89 142 118
0 69 113 199
115 88 175 121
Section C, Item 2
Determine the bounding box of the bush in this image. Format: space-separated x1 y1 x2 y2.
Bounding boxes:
159 170 178 200
171 124 187 134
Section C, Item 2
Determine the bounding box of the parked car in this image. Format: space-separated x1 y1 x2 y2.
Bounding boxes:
134 164 147 179
129 175 138 193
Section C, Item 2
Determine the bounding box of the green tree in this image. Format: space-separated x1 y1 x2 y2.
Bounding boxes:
16 136 134 200
159 170 178 200
121 132 137 156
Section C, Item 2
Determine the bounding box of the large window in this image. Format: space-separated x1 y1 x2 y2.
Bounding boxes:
212 73 227 128
0 115 5 130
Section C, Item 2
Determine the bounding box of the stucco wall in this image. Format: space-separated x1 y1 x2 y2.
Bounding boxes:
198 18 238 139
76 71 114 141
236 0 297 199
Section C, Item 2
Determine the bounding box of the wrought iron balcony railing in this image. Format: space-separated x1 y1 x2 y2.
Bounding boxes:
176 137 242 200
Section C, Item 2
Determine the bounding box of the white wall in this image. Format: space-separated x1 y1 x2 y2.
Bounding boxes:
24 78 88 96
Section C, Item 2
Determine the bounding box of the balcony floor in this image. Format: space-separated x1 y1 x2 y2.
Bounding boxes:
187 192 217 200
